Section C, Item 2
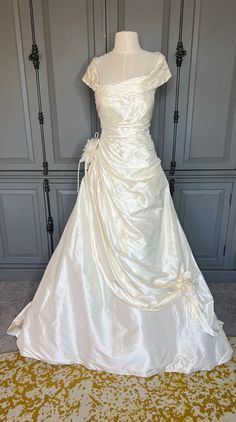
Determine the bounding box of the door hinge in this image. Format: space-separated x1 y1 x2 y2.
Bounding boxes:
223 245 226 256
28 43 40 70
229 192 232 206
43 179 54 255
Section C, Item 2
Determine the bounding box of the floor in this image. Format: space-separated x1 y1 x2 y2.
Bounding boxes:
1 337 235 421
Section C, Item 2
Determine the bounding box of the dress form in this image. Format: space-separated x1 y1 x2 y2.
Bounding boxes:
95 31 159 86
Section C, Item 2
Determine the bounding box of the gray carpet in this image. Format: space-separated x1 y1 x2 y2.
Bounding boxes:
0 280 235 354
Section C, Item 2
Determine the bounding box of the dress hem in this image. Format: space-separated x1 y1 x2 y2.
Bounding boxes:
6 333 234 378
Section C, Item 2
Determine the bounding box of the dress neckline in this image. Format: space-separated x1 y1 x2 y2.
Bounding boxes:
96 51 161 91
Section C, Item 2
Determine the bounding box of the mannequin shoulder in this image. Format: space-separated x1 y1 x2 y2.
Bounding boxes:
94 52 114 68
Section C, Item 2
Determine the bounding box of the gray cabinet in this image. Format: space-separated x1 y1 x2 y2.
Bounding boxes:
172 180 233 268
0 0 236 281
33 0 103 170
226 180 236 269
166 0 236 171
0 179 49 280
0 0 44 171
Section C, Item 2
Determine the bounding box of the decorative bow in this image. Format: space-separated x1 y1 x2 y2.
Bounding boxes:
176 270 194 296
77 132 100 191
176 270 222 336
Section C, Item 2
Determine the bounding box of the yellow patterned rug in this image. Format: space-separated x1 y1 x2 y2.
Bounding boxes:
0 337 236 421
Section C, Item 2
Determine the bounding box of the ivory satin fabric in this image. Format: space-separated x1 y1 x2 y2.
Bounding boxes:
7 52 233 376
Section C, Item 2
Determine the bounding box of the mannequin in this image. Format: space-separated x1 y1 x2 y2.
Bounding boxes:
94 31 159 86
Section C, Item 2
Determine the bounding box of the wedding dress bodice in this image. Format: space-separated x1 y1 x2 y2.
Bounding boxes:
82 52 171 138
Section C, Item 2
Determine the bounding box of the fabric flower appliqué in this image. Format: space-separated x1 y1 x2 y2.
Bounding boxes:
77 132 100 191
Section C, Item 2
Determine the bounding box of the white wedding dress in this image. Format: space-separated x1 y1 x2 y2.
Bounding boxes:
7 52 233 377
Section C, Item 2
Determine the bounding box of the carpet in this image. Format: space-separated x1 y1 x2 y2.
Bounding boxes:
0 338 235 421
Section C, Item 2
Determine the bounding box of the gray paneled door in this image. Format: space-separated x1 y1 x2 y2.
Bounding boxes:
166 0 236 171
0 0 44 171
0 179 49 279
172 180 233 268
0 0 236 281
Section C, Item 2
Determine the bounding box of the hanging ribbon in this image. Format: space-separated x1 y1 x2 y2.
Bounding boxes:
77 131 100 191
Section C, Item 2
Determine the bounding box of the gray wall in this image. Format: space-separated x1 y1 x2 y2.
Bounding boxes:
0 0 236 282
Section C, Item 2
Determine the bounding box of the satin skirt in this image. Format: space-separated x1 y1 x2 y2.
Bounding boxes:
7 128 233 376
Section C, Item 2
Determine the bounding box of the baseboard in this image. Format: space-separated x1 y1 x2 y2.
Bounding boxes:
0 268 236 282
0 268 45 281
202 270 236 283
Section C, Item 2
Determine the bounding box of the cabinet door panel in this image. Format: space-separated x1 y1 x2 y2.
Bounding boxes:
172 181 232 268
0 0 44 170
35 0 104 170
226 181 236 269
0 182 48 267
172 0 236 170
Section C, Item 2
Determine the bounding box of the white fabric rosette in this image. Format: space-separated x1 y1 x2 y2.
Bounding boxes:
77 131 100 191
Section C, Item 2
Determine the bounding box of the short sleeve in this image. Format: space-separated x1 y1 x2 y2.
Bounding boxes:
82 57 99 91
151 52 172 89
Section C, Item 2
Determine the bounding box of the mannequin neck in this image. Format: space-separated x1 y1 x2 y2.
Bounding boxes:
112 31 143 53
